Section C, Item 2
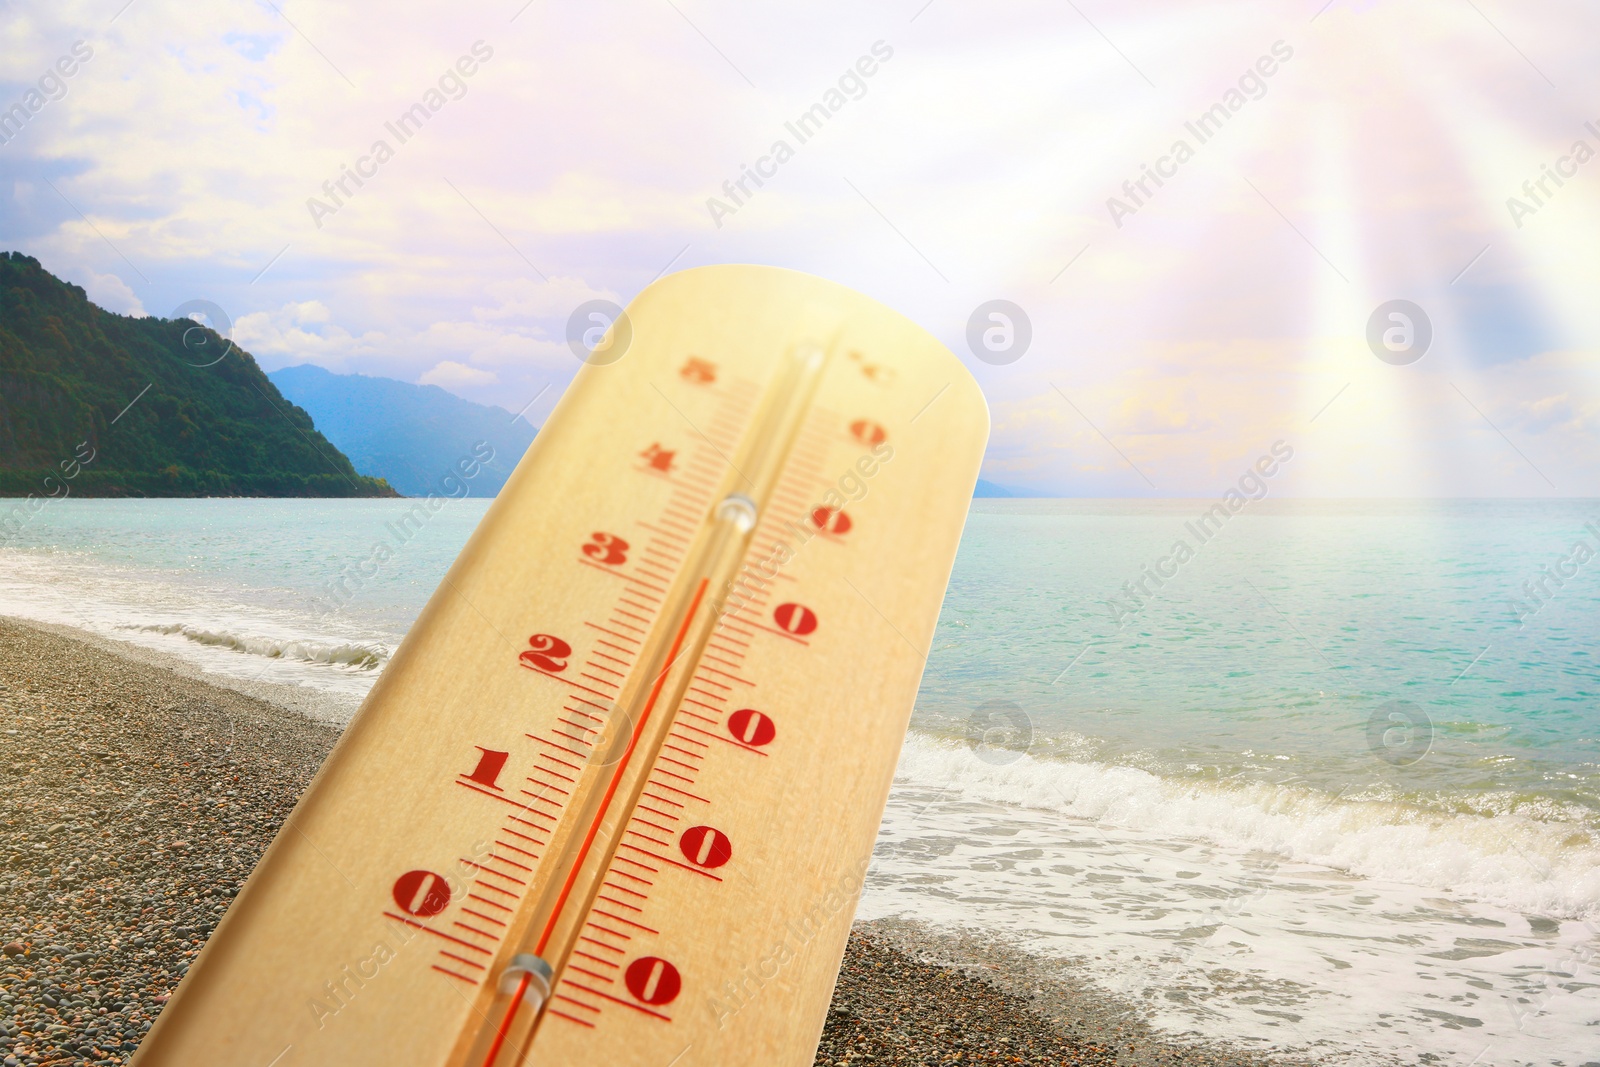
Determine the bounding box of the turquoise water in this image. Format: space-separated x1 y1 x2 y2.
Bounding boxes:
919 500 1600 817
0 498 488 696
2 498 1596 852
0 497 483 630
3 497 1598 1061
2 497 1597 866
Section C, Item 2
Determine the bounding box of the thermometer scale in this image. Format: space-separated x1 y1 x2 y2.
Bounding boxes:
132 265 988 1065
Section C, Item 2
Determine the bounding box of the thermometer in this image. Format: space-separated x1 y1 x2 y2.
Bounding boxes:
132 264 988 1065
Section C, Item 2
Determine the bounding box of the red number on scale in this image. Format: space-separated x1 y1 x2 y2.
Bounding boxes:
583 532 629 565
680 357 716 383
811 507 852 535
640 443 675 473
847 350 895 385
727 708 776 747
849 419 887 446
392 870 451 917
679 826 733 869
624 956 682 1006
520 634 572 672
464 747 508 791
773 602 818 636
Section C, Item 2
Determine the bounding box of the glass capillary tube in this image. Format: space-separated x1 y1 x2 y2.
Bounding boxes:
457 344 828 1067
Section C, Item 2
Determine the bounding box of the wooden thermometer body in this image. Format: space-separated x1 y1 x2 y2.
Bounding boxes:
133 265 988 1065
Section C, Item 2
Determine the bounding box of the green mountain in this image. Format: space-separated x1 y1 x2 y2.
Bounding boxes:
0 252 394 497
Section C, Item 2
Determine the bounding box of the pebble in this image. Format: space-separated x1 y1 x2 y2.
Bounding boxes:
0 619 337 1066
816 930 1119 1065
0 617 1313 1066
829 920 1322 1066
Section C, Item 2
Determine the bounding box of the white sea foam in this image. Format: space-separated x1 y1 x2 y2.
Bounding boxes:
896 731 1600 921
868 734 1600 1065
0 545 398 702
126 623 388 670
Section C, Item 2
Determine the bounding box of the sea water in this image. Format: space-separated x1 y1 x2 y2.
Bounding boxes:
1 498 1595 1064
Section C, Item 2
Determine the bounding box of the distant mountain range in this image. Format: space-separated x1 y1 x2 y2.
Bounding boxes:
0 253 393 498
973 478 1044 498
267 365 535 498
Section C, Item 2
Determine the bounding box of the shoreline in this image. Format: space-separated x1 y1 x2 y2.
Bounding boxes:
1 616 1310 1066
823 918 1320 1066
0 614 363 727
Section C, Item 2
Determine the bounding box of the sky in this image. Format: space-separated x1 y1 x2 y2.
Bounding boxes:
2 0 1598 497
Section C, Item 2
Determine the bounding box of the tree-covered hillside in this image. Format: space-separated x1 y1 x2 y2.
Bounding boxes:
0 252 394 497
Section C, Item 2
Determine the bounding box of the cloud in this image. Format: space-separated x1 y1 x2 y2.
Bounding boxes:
230 295 574 409
472 275 617 321
79 269 144 317
5 1 1599 494
419 359 497 389
233 300 386 368
1475 349 1599 444
413 319 567 369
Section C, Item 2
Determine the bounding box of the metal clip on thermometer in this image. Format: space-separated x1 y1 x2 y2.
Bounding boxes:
133 265 988 1067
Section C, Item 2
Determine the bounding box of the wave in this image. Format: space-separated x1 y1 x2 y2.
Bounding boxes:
126 623 389 671
897 730 1600 920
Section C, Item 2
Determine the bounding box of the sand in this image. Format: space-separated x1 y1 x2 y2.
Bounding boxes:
0 617 1306 1066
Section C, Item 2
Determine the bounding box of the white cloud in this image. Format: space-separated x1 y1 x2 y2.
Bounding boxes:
229 296 575 408
80 269 145 317
473 275 617 321
233 300 385 368
6 0 1600 494
413 319 567 368
419 359 497 388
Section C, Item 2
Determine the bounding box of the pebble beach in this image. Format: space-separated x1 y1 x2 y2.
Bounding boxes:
0 617 339 1066
0 617 1303 1066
